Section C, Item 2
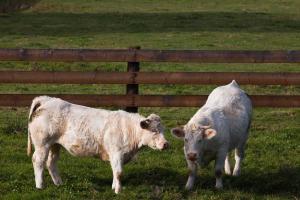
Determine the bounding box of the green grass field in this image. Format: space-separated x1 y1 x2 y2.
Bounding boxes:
0 0 300 199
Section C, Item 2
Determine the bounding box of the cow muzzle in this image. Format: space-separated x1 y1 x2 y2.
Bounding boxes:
187 152 197 161
158 141 169 150
162 142 169 150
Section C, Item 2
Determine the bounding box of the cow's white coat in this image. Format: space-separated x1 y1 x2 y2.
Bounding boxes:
172 80 252 190
28 96 168 194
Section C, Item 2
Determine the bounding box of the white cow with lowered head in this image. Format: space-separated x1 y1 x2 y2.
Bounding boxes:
171 80 252 190
27 96 169 194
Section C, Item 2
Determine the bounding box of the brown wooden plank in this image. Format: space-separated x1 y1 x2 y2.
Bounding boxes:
135 72 300 85
0 71 132 84
1 49 300 63
138 50 300 63
0 94 133 107
0 71 299 85
0 49 135 62
0 94 299 107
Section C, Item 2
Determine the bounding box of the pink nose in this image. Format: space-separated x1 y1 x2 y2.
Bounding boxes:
187 153 197 161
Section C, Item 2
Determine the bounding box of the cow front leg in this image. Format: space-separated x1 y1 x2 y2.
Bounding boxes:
215 150 227 189
185 159 197 190
32 146 49 189
110 153 123 194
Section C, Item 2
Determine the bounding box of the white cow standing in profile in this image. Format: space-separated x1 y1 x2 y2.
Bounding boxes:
27 96 169 194
171 80 252 190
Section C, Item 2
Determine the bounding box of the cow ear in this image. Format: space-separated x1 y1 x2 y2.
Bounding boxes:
140 119 151 129
148 113 161 122
203 128 217 139
171 127 185 139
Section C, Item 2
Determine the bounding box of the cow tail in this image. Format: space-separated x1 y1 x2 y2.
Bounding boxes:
27 127 32 157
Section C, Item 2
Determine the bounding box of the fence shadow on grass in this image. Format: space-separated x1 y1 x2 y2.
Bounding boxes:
0 12 299 37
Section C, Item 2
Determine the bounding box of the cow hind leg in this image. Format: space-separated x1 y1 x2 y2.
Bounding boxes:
32 146 49 189
46 144 63 186
224 153 231 175
233 145 245 176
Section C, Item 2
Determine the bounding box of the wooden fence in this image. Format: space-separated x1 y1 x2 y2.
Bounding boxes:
0 48 300 112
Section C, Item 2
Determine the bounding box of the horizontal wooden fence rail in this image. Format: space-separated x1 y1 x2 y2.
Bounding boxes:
0 71 299 85
0 94 299 107
1 49 300 63
0 48 299 110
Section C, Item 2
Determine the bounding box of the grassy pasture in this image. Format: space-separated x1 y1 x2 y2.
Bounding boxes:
0 0 300 199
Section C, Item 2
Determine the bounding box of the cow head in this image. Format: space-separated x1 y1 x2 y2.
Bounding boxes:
171 123 217 162
140 113 169 150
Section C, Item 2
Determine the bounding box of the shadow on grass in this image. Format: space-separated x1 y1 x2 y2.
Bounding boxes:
91 167 186 193
194 166 300 197
0 12 299 36
123 167 186 186
227 166 300 196
91 166 299 197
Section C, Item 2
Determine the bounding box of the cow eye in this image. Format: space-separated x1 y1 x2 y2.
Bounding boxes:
184 138 188 142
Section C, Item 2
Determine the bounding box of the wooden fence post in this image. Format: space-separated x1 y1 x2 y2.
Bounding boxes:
125 46 140 113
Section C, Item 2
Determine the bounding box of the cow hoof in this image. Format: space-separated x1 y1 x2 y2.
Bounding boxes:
36 185 44 189
215 180 223 190
54 182 63 186
54 178 63 186
215 184 223 190
185 183 194 190
232 169 240 176
114 187 121 194
225 170 231 175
